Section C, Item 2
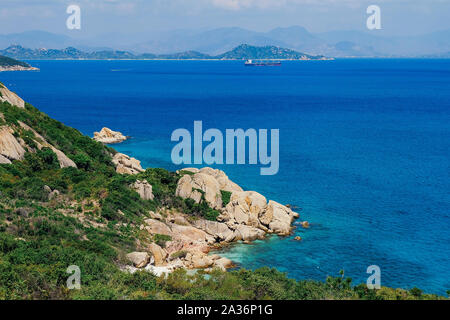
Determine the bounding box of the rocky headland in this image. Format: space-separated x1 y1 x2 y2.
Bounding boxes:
114 164 302 275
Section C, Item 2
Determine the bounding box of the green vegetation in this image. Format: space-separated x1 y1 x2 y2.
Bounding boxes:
220 190 232 206
0 98 446 300
0 55 30 68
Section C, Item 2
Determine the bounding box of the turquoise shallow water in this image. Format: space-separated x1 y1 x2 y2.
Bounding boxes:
1 59 449 294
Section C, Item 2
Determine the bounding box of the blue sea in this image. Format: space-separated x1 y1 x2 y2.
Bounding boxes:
1 59 449 295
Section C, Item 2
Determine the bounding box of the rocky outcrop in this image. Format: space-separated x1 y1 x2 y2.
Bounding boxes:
17 121 77 168
148 243 168 266
112 152 144 175
144 218 172 236
0 126 26 161
124 167 302 275
214 257 233 271
0 154 11 164
93 127 127 144
0 84 25 109
126 252 150 268
176 167 300 238
131 179 154 200
175 167 243 209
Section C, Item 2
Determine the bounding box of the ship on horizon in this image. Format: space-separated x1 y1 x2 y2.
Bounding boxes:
244 59 281 66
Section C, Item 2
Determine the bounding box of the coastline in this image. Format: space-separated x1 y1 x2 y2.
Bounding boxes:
0 65 39 72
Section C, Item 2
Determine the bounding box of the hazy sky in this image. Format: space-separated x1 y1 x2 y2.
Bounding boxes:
1 0 449 36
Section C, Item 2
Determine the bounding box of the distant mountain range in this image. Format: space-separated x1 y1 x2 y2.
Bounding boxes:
1 27 450 57
0 44 328 61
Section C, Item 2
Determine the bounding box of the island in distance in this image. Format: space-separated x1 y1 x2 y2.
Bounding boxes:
0 44 332 61
0 54 38 72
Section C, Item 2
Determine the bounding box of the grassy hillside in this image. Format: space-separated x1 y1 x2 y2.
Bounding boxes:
0 96 446 300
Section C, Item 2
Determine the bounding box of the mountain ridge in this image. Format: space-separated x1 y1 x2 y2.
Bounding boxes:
2 27 450 57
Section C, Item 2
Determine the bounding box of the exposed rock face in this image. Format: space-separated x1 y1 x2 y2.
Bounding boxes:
148 243 168 266
112 153 144 175
177 167 300 238
131 179 154 200
266 200 298 236
193 220 234 242
169 223 214 244
0 66 38 73
223 191 268 227
0 126 26 161
17 121 77 168
126 252 150 268
0 84 76 168
0 85 25 109
0 154 11 164
93 127 127 144
175 167 242 209
125 167 302 274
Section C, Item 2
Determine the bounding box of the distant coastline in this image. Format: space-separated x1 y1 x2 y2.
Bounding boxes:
0 54 39 72
0 44 332 61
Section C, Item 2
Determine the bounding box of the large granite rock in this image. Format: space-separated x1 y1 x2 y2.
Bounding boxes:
112 153 144 175
176 167 243 209
0 84 25 109
126 252 150 268
185 251 214 269
267 200 297 236
131 179 154 200
221 191 268 227
214 257 233 271
18 121 76 168
93 127 127 144
169 223 214 244
176 167 300 239
176 172 222 209
144 218 172 236
148 243 168 266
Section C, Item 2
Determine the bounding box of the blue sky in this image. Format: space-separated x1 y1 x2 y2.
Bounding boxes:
1 0 449 36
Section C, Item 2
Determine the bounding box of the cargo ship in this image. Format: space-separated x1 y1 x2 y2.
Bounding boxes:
244 59 281 66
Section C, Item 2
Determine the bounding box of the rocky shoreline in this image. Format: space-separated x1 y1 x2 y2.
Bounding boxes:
110 155 305 275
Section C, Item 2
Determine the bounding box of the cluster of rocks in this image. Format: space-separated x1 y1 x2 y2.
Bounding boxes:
176 167 300 241
124 167 305 275
93 127 128 144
